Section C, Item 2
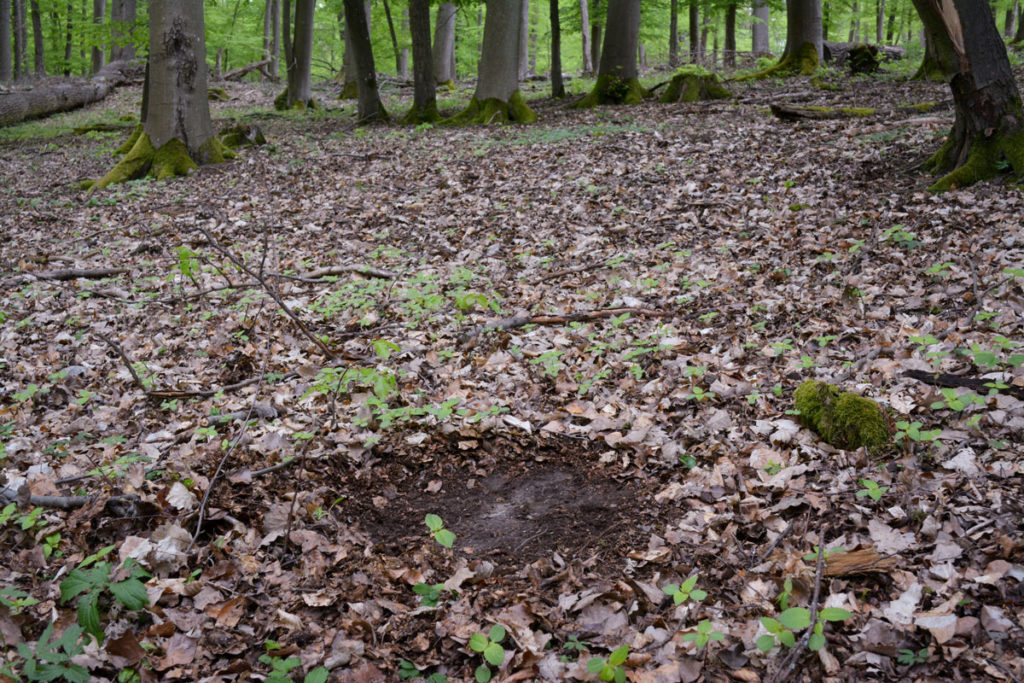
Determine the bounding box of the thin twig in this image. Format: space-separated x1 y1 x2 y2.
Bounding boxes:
95 331 149 395
768 529 827 683
751 519 795 567
459 307 670 349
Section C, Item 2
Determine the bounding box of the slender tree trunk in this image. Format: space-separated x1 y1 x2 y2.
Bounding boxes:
528 4 537 75
724 1 736 67
433 3 456 84
282 0 293 74
13 0 26 79
91 0 103 74
550 0 564 96
381 0 402 76
910 0 1024 190
29 0 43 76
848 0 859 42
284 0 314 108
399 9 410 79
63 2 73 75
876 0 885 43
669 0 679 66
752 0 770 54
343 0 386 121
1005 0 1018 37
1 1 13 83
519 0 529 80
886 3 896 42
270 0 280 78
1015 6 1024 42
822 0 830 41
405 0 437 120
110 0 136 62
700 0 710 63
591 21 602 68
580 0 592 73
688 0 699 63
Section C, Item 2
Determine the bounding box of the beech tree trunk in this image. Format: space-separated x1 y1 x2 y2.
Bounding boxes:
911 27 943 80
669 0 679 66
876 0 884 43
0 1 10 83
911 0 1024 190
752 0 770 54
404 0 437 121
30 0 44 76
575 0 645 106
284 0 314 108
591 22 602 69
724 2 736 67
110 0 136 62
688 0 699 62
91 0 103 74
780 0 822 72
433 3 456 84
343 0 386 122
580 0 592 74
381 0 402 76
519 0 530 80
14 0 27 79
550 0 564 97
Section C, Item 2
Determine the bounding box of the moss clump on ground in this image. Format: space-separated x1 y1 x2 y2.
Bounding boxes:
794 380 892 451
219 124 266 149
445 91 536 125
573 75 649 107
660 72 732 103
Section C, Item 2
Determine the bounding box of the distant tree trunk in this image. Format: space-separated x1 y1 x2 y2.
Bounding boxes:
404 0 438 121
451 0 535 123
848 0 858 42
580 0 592 73
90 0 224 190
669 0 679 66
752 0 770 54
575 0 645 105
63 2 73 75
29 0 44 76
519 0 529 80
1016 6 1024 42
91 0 103 74
381 0 402 76
1005 0 1018 37
282 0 293 75
433 3 456 84
911 24 943 80
701 0 711 63
822 0 830 41
399 9 410 79
343 0 387 121
0 1 10 83
281 0 314 108
269 0 280 78
110 0 136 62
263 0 274 78
688 0 699 62
528 5 537 75
876 0 884 43
724 1 736 67
911 0 1024 191
13 0 27 79
885 2 896 42
550 0 564 96
591 22 602 68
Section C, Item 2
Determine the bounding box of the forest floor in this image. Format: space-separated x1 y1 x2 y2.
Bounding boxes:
0 64 1022 683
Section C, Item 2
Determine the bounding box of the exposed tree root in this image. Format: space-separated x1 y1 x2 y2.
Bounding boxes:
735 42 819 80
925 124 1024 192
446 92 536 124
573 75 649 107
83 132 232 191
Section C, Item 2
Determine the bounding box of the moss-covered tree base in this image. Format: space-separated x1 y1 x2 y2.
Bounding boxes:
401 101 441 125
924 127 1024 192
660 72 732 103
83 133 232 191
219 124 267 149
208 87 230 101
436 79 456 91
911 59 945 82
338 81 358 100
114 124 144 156
573 75 650 107
445 92 537 124
794 380 892 452
738 42 819 80
275 89 319 111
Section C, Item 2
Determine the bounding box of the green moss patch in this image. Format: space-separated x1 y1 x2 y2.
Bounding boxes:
660 73 732 103
445 91 537 125
572 75 649 108
794 380 892 451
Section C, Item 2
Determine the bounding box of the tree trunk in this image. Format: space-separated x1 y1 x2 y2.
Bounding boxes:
752 0 770 54
451 0 535 123
886 2 896 41
701 0 711 63
433 3 456 85
110 0 136 62
263 0 273 76
404 0 438 122
519 0 530 80
550 0 564 97
669 0 679 66
848 0 859 42
1016 6 1024 42
0 59 129 127
876 0 884 43
1004 1 1015 38
63 2 73 75
911 0 1024 190
14 0 26 79
591 21 602 69
911 27 943 80
688 0 699 63
90 1 225 190
91 0 103 74
282 0 314 108
575 0 645 106
724 1 736 67
0 1 10 83
30 0 44 76
580 0 592 74
822 0 830 41
343 0 386 122
381 0 402 76
778 0 822 73
282 0 293 75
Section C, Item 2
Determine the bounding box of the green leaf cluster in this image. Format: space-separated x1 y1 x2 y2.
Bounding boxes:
58 546 150 643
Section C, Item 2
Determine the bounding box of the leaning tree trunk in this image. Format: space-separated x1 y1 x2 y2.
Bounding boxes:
344 0 387 122
88 0 228 190
0 59 129 127
911 0 1024 191
449 0 535 123
381 0 402 76
279 0 314 109
433 3 456 86
580 0 593 74
404 0 438 122
752 0 770 54
575 0 645 106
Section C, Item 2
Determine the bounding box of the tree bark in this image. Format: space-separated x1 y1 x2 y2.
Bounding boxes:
433 2 456 84
451 0 535 123
911 0 1024 190
283 0 314 108
752 0 770 54
886 2 896 42
14 0 27 79
1016 6 1024 42
343 0 387 122
724 1 736 67
0 1 10 83
381 0 402 76
669 0 679 66
91 0 103 74
519 0 530 80
0 59 129 126
1004 0 1017 37
779 0 822 72
575 0 644 106
63 2 73 75
30 0 44 76
550 0 564 97
580 0 592 74
911 26 943 80
591 21 602 69
404 0 438 121
876 0 885 43
688 0 699 63
110 0 136 62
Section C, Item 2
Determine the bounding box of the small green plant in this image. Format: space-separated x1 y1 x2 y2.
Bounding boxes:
586 645 629 682
469 625 507 682
930 388 985 411
562 635 589 661
58 546 150 643
763 461 783 476
425 514 456 548
663 575 707 604
896 647 929 665
3 623 90 683
0 586 40 614
856 479 888 502
258 641 329 683
756 606 852 652
685 386 716 402
802 546 846 562
682 619 725 649
412 582 452 607
882 225 920 250
894 421 942 445
678 453 697 470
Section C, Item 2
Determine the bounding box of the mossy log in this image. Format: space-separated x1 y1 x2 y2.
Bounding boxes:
660 73 732 103
770 103 876 120
219 124 266 148
445 92 536 124
794 380 892 451
83 132 233 192
573 75 649 107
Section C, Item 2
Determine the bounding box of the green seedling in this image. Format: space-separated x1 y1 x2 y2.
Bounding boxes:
5 623 89 683
682 619 725 648
586 645 629 682
894 421 942 445
469 625 507 682
412 582 451 607
897 647 929 665
663 575 707 604
58 546 150 643
425 514 456 548
0 587 40 615
757 606 851 652
802 546 846 562
856 479 888 502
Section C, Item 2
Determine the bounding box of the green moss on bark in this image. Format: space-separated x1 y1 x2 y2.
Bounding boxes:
208 87 230 101
84 133 231 191
151 138 199 180
445 91 537 125
926 128 1024 191
402 101 441 125
794 380 892 452
573 75 649 108
338 81 358 100
114 124 144 156
660 72 732 103
911 58 945 82
739 42 819 80
84 132 157 191
275 89 318 111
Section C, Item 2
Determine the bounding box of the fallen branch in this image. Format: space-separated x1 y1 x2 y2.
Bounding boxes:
526 260 606 286
221 58 272 81
459 307 670 349
902 369 1024 401
267 263 398 283
0 488 140 510
5 267 128 284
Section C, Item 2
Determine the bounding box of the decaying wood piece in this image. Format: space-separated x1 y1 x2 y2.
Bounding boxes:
459 307 670 349
3 266 129 284
903 369 1024 401
221 58 277 82
770 103 878 120
0 60 132 128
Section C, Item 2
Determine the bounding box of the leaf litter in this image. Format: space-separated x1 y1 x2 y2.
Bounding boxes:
0 70 1022 681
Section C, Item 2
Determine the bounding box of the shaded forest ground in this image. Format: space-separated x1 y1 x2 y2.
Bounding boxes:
1 66 1022 682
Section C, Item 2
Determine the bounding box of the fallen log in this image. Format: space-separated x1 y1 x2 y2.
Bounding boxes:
823 41 906 68
221 58 277 82
770 103 878 120
0 60 133 128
